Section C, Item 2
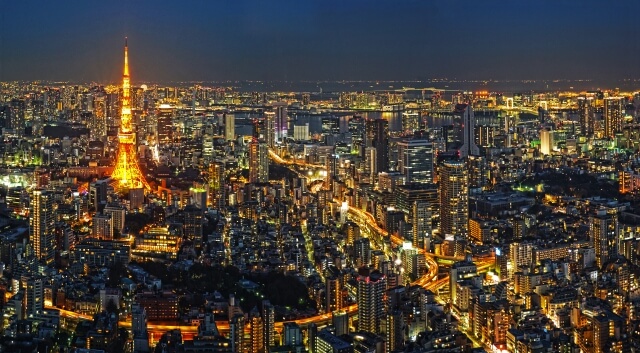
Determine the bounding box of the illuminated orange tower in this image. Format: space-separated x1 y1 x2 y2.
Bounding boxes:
111 38 150 191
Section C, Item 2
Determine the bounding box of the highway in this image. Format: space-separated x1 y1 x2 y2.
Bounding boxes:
50 149 494 348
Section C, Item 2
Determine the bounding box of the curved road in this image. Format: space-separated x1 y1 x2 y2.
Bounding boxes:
50 150 494 343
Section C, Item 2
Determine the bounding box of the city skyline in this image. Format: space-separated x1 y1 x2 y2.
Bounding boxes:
1 0 639 84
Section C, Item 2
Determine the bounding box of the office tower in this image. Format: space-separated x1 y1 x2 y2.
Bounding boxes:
9 99 26 135
229 314 245 353
249 138 269 183
92 214 113 240
397 139 434 184
264 111 276 147
208 161 226 209
467 155 488 193
132 303 149 353
458 104 480 158
184 204 203 244
225 113 235 141
111 39 150 191
261 300 275 349
272 102 288 143
325 153 337 190
89 180 108 213
103 205 126 236
590 208 619 268
604 97 624 138
412 201 431 250
249 307 265 353
91 94 107 141
366 118 389 173
540 128 553 155
578 96 595 136
30 190 55 267
332 310 349 336
357 267 386 334
439 160 469 238
365 147 377 182
156 107 173 143
282 322 303 347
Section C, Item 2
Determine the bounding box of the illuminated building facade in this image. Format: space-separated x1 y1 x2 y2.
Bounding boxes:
397 139 434 184
111 39 150 191
249 138 269 183
590 208 619 268
357 267 386 334
29 189 55 267
439 160 469 238
604 97 623 138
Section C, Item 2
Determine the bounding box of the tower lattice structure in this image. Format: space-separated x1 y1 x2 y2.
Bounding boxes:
111 38 150 191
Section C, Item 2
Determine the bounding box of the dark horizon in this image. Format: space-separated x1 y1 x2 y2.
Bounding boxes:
1 0 640 84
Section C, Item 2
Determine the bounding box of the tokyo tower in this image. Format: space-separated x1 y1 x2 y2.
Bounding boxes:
111 38 150 191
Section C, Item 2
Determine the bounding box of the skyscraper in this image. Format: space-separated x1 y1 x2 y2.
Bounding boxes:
357 267 386 334
249 138 269 183
365 118 389 174
412 200 431 250
229 314 245 353
29 190 55 267
578 96 594 136
397 139 434 184
272 102 288 144
604 97 624 138
458 104 480 158
439 160 469 238
264 111 276 147
590 208 619 268
208 161 226 209
224 113 235 141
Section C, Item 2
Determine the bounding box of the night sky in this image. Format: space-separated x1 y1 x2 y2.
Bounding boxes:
1 0 639 84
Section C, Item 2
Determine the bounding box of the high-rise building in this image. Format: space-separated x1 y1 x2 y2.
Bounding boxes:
89 180 108 213
261 300 275 350
326 267 344 313
249 138 269 183
357 267 386 334
282 322 303 347
449 255 478 306
208 161 226 209
272 102 288 144
92 214 113 240
604 97 624 138
458 104 480 158
439 160 469 238
332 310 349 336
22 275 44 318
384 310 404 353
366 119 389 174
540 128 554 155
264 111 276 147
103 205 126 236
156 107 173 143
132 303 149 353
412 201 431 250
578 96 595 136
229 314 245 353
590 208 619 268
397 139 434 184
29 190 55 267
224 113 235 141
91 94 107 141
183 204 203 245
249 307 265 353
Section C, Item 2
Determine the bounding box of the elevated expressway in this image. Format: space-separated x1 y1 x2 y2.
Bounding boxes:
50 150 494 343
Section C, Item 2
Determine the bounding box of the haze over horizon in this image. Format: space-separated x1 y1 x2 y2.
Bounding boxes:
1 0 639 85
